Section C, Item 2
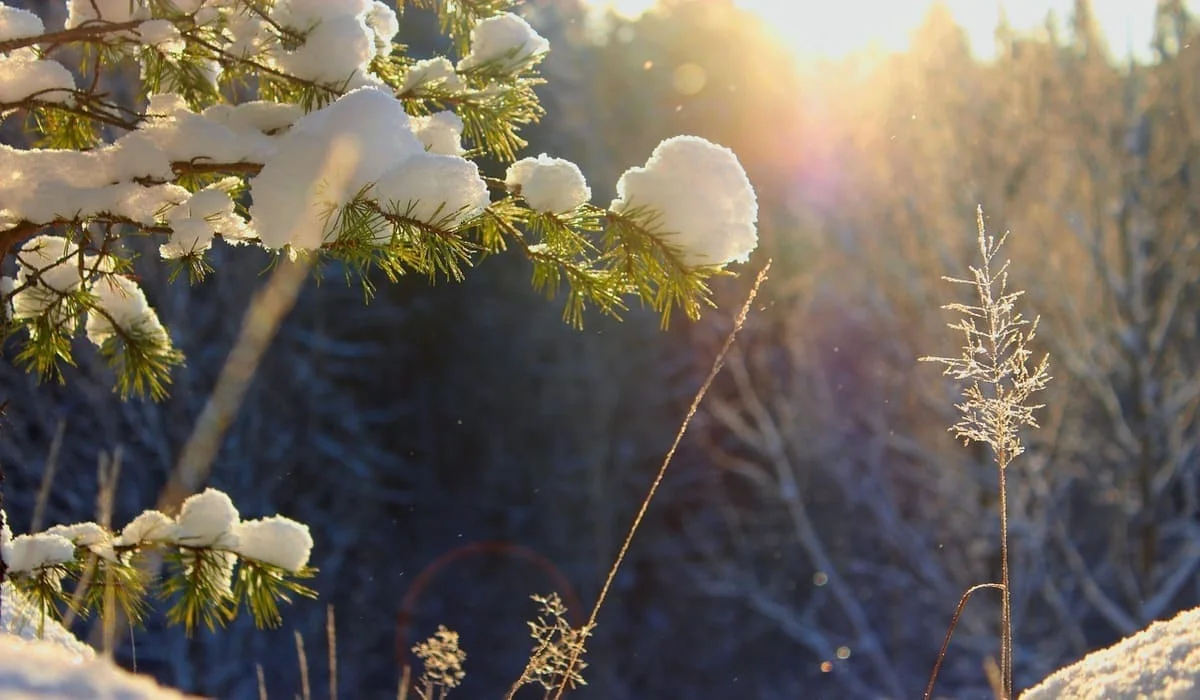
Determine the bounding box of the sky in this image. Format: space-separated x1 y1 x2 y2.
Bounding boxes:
595 0 1190 63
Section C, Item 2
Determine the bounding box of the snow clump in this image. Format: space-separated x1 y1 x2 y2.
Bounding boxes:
85 274 170 349
375 153 490 228
611 135 758 267
0 4 43 42
66 0 149 28
1 533 75 574
233 516 314 572
250 87 488 249
269 0 386 88
250 87 424 248
457 12 549 71
506 154 591 214
401 57 464 93
0 52 75 104
173 488 239 547
412 111 465 155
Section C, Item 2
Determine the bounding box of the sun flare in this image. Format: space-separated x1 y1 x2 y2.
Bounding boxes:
593 0 1162 64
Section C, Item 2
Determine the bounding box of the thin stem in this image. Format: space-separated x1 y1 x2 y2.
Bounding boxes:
925 583 1006 700
550 262 770 700
998 452 1013 699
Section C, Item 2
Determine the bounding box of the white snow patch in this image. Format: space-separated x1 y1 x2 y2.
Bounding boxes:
1022 606 1200 700
374 152 490 228
136 19 185 56
173 488 239 547
457 12 549 72
2 533 75 574
85 274 169 350
249 86 425 249
611 135 758 267
365 0 399 58
66 0 149 28
115 509 175 547
43 522 116 562
1 582 93 660
412 111 465 156
0 5 43 43
401 57 463 93
233 516 313 572
0 53 75 104
506 154 591 214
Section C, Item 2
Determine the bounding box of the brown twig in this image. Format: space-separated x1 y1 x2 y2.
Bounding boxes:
925 582 1006 700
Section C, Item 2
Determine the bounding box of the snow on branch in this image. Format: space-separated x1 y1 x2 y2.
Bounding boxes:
1 488 315 636
0 0 760 399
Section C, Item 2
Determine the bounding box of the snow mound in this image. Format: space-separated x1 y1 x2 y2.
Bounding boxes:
1 585 195 698
1022 606 1200 699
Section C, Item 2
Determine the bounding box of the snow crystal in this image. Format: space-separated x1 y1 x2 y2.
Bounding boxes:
44 522 116 562
611 135 758 267
2 533 75 573
374 152 490 228
457 13 549 72
412 111 465 156
1022 606 1200 699
173 488 239 546
116 509 175 546
250 86 426 249
365 0 399 58
0 4 43 42
136 19 185 56
0 53 75 104
506 154 591 214
233 516 313 572
401 57 464 93
86 274 169 349
66 0 149 29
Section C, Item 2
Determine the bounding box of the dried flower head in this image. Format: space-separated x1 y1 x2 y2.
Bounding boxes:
412 625 466 691
921 206 1051 467
519 593 593 692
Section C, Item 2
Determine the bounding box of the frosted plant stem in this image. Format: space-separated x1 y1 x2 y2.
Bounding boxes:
550 262 770 700
999 452 1013 700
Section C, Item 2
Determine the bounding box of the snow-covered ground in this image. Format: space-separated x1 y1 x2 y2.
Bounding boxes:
1021 606 1200 699
0 582 195 699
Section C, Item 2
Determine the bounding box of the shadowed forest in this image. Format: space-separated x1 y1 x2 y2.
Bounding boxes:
4 0 1200 697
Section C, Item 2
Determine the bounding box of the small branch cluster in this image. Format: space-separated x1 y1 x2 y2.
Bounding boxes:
411 624 466 699
508 592 593 697
0 488 315 637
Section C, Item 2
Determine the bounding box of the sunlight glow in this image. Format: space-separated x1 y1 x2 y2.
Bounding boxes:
593 0 1170 62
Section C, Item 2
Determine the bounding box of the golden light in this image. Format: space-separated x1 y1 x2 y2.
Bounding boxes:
592 0 1161 64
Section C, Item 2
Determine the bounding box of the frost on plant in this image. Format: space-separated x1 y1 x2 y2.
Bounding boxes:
510 592 593 695
412 624 467 697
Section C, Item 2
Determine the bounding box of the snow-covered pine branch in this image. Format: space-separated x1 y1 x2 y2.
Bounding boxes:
1 488 315 635
1 0 759 399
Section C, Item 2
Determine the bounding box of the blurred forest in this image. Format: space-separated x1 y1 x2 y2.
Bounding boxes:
5 0 1200 698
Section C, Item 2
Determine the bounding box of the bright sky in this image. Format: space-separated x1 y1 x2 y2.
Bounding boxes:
596 0 1188 62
